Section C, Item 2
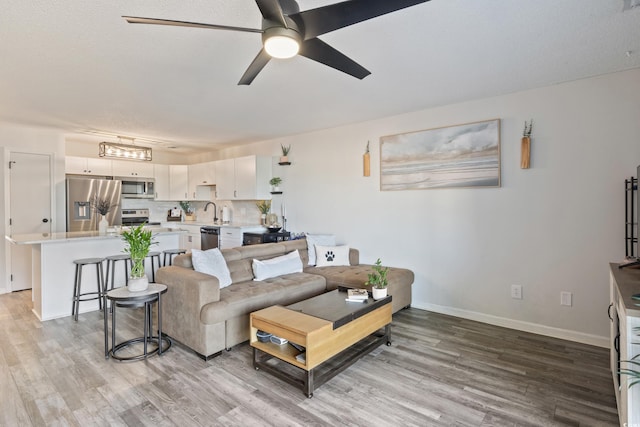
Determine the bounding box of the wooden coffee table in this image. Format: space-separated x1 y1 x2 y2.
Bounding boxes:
250 289 392 397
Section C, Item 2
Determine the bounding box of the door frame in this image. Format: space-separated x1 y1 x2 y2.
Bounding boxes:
3 148 56 293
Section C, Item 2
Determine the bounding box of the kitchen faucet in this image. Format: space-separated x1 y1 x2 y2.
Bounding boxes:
204 201 218 223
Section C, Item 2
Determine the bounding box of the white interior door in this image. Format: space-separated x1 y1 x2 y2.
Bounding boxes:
9 152 52 291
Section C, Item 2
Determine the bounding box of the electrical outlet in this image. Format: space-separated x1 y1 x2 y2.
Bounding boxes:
561 291 572 306
511 285 523 300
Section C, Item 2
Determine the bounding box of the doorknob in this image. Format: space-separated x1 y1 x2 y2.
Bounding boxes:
42 218 49 223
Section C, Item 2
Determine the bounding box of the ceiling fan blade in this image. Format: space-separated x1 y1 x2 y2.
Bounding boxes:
238 49 272 85
255 0 288 27
291 0 431 40
123 16 263 33
299 38 370 80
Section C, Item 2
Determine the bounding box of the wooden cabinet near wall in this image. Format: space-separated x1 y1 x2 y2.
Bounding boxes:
112 159 154 178
215 155 271 200
610 264 640 426
65 156 112 176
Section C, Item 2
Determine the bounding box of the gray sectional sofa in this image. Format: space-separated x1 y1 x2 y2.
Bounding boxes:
156 238 414 360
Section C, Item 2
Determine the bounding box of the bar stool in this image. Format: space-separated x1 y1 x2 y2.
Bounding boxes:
146 251 162 283
72 257 105 321
104 254 131 292
163 249 186 266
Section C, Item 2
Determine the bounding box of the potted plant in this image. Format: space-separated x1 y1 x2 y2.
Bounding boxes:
179 201 195 221
91 196 117 234
280 144 291 163
256 200 271 225
366 258 389 300
269 176 282 192
121 223 156 292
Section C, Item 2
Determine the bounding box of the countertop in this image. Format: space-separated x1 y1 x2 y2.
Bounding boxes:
166 221 266 230
6 227 186 245
610 262 640 317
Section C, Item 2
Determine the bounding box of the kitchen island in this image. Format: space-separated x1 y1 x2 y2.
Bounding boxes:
6 228 185 321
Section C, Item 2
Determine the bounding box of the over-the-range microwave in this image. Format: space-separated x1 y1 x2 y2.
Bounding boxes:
120 177 155 199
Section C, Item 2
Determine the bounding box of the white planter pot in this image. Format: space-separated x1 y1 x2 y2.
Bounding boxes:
128 275 149 292
98 215 108 234
372 287 387 300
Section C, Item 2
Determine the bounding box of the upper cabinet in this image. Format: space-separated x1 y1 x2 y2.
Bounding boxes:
169 165 189 201
66 156 112 176
153 164 171 200
215 155 271 200
111 160 154 178
188 161 215 201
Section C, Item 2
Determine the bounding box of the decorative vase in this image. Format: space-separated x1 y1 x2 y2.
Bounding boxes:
98 215 108 234
372 287 387 300
272 186 280 192
128 275 149 292
279 156 289 163
261 213 267 225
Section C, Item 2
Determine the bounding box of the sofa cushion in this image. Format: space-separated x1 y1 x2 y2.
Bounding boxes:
191 248 232 288
306 234 335 266
252 250 303 281
199 272 326 324
314 245 350 267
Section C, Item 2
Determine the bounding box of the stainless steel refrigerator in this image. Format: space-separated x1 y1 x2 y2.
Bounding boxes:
66 177 122 232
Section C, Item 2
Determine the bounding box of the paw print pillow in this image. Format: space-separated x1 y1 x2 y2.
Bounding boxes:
314 245 350 267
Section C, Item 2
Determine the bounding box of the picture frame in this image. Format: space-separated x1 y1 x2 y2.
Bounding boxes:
380 119 501 190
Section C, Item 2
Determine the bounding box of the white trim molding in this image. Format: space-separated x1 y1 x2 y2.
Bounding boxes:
412 301 609 348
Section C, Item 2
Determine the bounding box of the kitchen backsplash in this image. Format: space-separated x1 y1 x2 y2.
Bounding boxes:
120 198 280 225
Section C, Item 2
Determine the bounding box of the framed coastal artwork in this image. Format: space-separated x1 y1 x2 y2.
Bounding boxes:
380 119 501 190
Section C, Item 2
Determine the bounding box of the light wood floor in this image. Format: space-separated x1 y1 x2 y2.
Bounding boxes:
0 290 618 426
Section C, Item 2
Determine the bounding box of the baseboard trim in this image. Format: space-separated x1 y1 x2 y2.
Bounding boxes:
411 301 609 348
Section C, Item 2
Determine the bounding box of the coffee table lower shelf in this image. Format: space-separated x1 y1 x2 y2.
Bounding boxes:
252 325 390 398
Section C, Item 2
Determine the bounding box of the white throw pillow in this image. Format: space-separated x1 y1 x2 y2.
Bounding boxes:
252 250 303 281
306 234 336 266
191 248 233 288
314 245 350 267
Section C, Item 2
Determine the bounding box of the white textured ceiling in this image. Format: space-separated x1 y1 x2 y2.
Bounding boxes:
1 0 639 153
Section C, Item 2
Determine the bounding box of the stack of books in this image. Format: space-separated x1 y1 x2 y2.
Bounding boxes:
345 288 369 303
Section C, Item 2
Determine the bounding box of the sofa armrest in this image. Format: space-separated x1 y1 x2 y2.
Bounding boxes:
156 266 221 309
349 248 359 266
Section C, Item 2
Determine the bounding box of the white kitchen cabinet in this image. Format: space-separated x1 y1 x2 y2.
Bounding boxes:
219 227 243 249
66 156 112 176
188 161 215 201
154 164 171 200
215 155 271 200
169 165 189 200
111 159 154 178
178 224 202 250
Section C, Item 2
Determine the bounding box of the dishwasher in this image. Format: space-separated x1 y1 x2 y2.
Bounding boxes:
200 226 220 250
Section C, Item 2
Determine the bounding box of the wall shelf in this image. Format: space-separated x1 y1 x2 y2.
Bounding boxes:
278 162 291 166
270 191 283 195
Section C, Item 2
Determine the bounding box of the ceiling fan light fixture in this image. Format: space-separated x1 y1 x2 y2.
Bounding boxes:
263 27 301 59
265 35 299 58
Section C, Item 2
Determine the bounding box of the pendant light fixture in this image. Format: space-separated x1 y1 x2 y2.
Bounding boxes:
99 137 152 161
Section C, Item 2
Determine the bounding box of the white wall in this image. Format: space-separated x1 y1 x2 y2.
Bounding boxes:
217 69 640 346
0 122 67 294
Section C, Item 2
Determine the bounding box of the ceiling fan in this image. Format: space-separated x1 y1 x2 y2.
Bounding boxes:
123 0 430 85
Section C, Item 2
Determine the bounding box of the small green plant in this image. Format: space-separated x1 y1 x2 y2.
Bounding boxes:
281 144 291 156
91 196 116 216
179 201 194 214
256 200 271 214
121 223 156 279
269 177 282 187
366 258 389 289
523 119 533 137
